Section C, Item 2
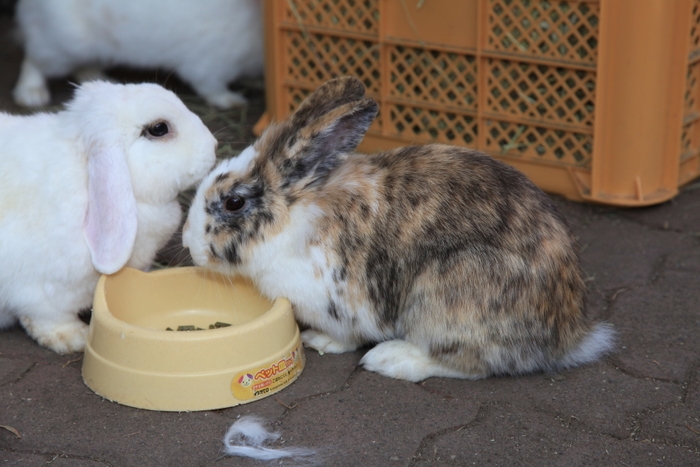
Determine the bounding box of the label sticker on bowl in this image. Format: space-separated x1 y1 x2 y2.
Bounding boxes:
231 345 304 401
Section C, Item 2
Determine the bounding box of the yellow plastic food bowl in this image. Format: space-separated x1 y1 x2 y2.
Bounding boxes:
82 267 304 411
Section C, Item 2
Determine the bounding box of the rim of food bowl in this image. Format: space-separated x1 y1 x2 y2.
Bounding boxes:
92 267 292 342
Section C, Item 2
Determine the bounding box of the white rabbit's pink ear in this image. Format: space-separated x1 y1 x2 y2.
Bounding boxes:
83 145 138 275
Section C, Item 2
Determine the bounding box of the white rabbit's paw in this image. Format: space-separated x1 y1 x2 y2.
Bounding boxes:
301 330 358 354
13 80 50 108
13 59 50 108
360 340 474 382
19 316 89 354
203 91 248 109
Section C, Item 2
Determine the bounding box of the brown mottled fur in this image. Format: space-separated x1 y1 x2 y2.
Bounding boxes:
185 77 613 381
307 145 589 375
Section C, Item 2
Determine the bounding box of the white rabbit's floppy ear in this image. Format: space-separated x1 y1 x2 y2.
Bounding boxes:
83 145 138 275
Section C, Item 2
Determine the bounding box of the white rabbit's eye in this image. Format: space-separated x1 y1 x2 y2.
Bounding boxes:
146 121 169 137
225 196 245 212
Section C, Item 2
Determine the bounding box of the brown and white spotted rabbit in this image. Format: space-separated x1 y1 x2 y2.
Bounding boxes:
183 76 615 382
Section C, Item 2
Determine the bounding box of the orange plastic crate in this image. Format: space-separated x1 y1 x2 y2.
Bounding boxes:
256 0 699 206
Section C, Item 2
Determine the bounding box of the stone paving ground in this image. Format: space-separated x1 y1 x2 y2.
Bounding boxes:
1 12 700 467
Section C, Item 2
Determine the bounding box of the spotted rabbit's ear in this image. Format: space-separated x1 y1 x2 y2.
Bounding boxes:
298 95 378 159
279 92 378 189
290 76 368 129
83 143 138 275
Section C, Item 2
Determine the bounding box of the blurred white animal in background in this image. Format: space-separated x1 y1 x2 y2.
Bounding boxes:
0 81 217 354
12 0 263 109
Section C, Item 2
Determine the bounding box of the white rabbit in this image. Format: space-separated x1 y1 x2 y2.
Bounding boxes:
12 0 263 109
0 80 217 354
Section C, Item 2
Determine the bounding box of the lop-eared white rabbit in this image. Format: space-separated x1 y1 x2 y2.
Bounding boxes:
183 77 614 382
0 81 217 354
13 0 263 109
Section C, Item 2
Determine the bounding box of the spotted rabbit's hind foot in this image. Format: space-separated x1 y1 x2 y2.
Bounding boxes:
359 340 487 382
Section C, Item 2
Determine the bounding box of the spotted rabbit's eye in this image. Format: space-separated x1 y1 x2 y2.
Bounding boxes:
146 121 169 137
225 196 245 212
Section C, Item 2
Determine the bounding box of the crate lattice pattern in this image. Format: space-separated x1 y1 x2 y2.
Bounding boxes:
684 60 700 117
691 0 700 57
280 0 600 168
484 120 592 164
681 121 700 161
388 105 478 147
683 0 700 163
388 46 478 110
487 0 600 64
285 31 381 93
284 0 378 34
486 59 595 127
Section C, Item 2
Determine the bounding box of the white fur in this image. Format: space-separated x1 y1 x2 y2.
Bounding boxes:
222 416 316 462
558 322 616 369
13 0 263 108
0 81 217 354
244 205 391 346
221 145 259 176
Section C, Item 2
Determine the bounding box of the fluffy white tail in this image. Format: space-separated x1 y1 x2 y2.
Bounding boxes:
222 416 317 462
559 322 616 369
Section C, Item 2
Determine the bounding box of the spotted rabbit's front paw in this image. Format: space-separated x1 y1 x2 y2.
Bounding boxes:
301 330 358 354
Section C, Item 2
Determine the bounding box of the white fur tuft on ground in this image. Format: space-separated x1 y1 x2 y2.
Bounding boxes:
222 416 317 462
